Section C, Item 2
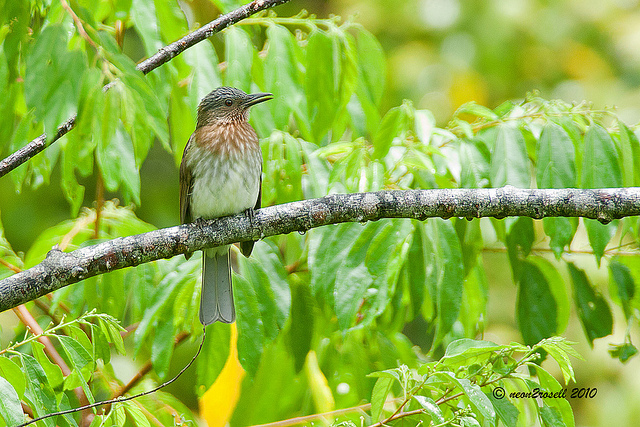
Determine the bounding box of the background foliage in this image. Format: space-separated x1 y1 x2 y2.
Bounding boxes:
1 0 640 426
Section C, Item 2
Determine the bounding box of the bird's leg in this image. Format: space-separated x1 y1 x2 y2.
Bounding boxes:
194 217 207 227
244 207 256 225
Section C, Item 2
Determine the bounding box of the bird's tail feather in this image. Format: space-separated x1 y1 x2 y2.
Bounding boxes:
200 249 235 325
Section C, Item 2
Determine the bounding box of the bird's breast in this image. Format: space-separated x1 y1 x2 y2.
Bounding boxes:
186 123 262 219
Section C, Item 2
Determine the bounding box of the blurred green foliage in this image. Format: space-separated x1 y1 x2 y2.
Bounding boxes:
1 0 640 426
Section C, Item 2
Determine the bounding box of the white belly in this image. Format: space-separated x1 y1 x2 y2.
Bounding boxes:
189 147 261 219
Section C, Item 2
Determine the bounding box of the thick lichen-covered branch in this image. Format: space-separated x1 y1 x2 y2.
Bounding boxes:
1 187 639 312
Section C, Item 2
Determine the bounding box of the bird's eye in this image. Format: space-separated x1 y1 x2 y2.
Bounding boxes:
225 99 233 107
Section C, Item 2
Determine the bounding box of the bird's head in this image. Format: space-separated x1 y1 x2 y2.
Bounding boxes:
197 87 273 127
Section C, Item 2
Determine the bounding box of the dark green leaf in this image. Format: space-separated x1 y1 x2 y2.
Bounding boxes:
288 280 314 373
152 314 174 380
427 219 465 346
234 274 265 376
487 390 519 426
196 324 230 397
584 219 616 266
517 261 557 345
608 342 638 363
568 263 613 345
609 260 636 320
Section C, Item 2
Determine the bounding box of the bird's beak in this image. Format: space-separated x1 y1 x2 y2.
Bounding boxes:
244 92 273 107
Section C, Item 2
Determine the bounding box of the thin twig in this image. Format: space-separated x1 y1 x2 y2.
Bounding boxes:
60 0 98 49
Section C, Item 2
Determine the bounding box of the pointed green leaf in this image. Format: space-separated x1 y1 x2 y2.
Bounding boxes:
413 395 445 423
609 260 636 320
568 263 613 345
370 377 393 421
581 124 622 188
537 123 576 188
517 261 557 345
196 324 230 397
224 26 253 92
487 389 519 426
234 274 265 376
0 375 23 426
490 123 530 188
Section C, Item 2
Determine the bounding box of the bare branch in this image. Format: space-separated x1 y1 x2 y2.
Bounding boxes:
1 187 639 313
0 0 292 178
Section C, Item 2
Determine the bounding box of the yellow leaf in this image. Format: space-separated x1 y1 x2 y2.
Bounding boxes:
304 350 335 420
199 323 245 427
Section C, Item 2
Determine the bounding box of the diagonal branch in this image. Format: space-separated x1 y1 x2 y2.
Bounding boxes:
0 0 292 178
1 187 639 313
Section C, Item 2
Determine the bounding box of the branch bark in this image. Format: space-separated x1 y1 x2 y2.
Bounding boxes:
0 0 292 178
1 187 639 313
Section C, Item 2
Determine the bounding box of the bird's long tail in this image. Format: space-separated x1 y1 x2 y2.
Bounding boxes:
200 248 235 325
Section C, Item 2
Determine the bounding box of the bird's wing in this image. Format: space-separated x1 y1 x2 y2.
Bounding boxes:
240 167 262 258
179 134 194 225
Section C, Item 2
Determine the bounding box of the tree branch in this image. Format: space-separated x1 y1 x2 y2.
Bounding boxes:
1 187 639 312
0 0 292 178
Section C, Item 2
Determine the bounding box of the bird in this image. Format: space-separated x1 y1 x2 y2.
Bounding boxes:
179 87 272 325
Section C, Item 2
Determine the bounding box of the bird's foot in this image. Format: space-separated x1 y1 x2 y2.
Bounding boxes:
194 217 207 227
244 207 256 224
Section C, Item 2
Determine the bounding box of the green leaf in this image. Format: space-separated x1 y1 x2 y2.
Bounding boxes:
264 24 303 129
0 357 25 399
0 375 23 426
31 341 64 390
413 395 445 423
238 241 290 340
124 400 151 427
540 404 566 427
131 0 163 56
373 103 409 160
455 101 498 120
528 257 570 334
538 337 583 385
355 27 386 106
370 377 393 422
584 219 616 266
305 29 337 143
536 123 576 188
487 390 519 426
609 260 636 320
288 280 314 373
98 316 126 355
436 372 495 421
234 274 265 376
308 222 363 303
20 354 57 427
426 219 464 346
517 261 557 345
441 339 501 366
24 24 87 139
196 324 230 397
567 263 613 346
581 124 622 188
224 26 253 92
608 342 638 362
533 366 575 427
459 141 490 188
57 335 95 403
543 217 576 259
151 314 174 380
490 123 530 188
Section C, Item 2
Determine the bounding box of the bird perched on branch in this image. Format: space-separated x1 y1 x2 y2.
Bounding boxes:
180 87 272 325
